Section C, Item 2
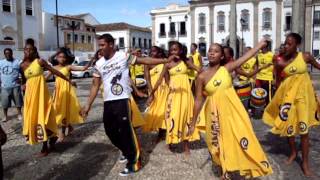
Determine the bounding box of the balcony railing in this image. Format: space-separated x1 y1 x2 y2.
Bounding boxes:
168 31 176 37
158 32 166 38
178 31 187 37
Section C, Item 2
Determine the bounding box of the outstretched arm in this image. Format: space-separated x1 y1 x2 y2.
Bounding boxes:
185 56 200 72
150 65 168 96
225 39 267 72
39 59 72 84
69 58 94 71
144 65 152 94
304 52 320 70
81 76 101 118
187 74 206 136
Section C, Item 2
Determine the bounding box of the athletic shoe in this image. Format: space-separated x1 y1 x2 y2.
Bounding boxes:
119 168 135 177
119 155 128 163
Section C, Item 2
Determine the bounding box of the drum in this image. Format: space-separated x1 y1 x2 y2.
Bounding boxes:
250 88 267 119
135 78 147 88
234 81 252 109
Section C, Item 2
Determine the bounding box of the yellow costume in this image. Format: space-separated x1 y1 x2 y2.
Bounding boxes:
130 64 144 80
165 61 200 144
256 52 274 81
239 57 256 82
203 66 273 178
143 64 168 132
129 96 145 128
263 53 320 136
188 51 201 80
53 67 83 126
23 59 58 145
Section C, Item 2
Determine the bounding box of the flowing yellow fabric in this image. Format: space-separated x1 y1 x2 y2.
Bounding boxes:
23 59 58 145
203 66 273 178
130 96 145 128
165 61 201 144
263 53 320 136
239 57 256 82
188 51 201 80
256 52 274 81
143 64 168 132
53 67 83 126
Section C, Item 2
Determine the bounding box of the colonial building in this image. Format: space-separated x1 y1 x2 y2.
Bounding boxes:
95 22 152 53
0 0 43 51
42 12 97 52
151 0 320 57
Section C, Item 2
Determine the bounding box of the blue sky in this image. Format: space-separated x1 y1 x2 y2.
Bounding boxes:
43 0 188 27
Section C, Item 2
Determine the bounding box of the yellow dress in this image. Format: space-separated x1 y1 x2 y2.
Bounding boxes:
203 66 273 178
239 57 256 82
256 52 274 81
129 96 145 128
188 51 201 80
53 67 83 126
165 61 201 144
263 53 320 136
23 59 58 145
143 64 168 132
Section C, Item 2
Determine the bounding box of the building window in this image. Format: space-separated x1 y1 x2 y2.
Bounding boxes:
25 0 33 16
313 50 319 57
199 13 206 33
74 34 78 43
132 37 136 48
87 35 91 43
314 31 320 40
81 35 85 43
119 37 124 48
4 36 13 40
240 9 250 31
284 12 292 31
314 11 320 26
262 8 272 30
217 11 225 32
67 34 71 43
179 21 186 36
169 22 176 36
149 39 151 48
144 39 147 48
2 0 11 12
159 23 166 37
86 27 90 32
138 38 141 48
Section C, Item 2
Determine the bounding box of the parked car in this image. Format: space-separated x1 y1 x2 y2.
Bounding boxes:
71 61 93 78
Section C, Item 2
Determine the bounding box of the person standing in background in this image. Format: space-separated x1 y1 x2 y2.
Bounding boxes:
0 48 23 122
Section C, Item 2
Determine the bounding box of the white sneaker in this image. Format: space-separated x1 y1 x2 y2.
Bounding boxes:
18 115 23 121
119 155 128 163
119 168 134 177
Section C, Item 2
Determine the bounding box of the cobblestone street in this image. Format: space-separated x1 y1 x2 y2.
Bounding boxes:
1 76 320 180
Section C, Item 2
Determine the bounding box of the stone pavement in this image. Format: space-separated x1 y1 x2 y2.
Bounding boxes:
1 77 320 180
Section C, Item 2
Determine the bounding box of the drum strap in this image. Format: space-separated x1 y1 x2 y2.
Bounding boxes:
268 80 272 102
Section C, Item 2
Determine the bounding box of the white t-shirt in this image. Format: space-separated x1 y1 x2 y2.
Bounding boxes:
93 51 137 102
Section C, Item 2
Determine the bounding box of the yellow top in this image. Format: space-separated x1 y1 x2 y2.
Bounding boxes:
204 67 232 95
256 51 274 81
149 64 163 80
239 57 256 81
188 51 201 80
130 64 144 79
169 61 188 76
24 59 43 79
282 52 307 77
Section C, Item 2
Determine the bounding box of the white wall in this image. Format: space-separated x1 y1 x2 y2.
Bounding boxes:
42 12 64 50
130 30 152 49
258 1 277 50
236 3 254 48
96 30 129 52
194 6 209 49
312 5 320 56
213 4 230 44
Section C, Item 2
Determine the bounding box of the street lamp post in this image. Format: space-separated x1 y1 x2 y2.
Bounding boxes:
240 17 246 56
55 0 59 48
67 21 80 54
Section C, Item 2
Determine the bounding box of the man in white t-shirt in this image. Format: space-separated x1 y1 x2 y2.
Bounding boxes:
81 34 173 176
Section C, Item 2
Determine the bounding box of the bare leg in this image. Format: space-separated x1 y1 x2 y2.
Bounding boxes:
183 140 190 155
16 107 22 116
2 108 8 122
57 126 66 142
301 134 314 177
285 136 297 165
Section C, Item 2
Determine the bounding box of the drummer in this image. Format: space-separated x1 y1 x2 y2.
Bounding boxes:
253 41 274 104
130 49 145 84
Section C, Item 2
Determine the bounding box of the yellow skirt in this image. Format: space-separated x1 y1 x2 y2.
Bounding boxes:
263 73 320 136
53 78 83 126
129 96 145 128
143 83 168 132
205 88 273 178
23 76 58 145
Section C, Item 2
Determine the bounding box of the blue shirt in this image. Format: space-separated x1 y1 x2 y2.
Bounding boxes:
0 59 21 88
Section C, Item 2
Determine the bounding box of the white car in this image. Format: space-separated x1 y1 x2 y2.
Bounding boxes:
71 61 93 78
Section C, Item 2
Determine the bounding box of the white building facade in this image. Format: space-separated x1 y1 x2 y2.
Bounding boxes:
95 23 152 53
151 0 320 57
0 0 43 51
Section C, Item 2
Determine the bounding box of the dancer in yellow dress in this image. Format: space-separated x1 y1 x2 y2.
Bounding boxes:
263 33 320 177
149 41 201 154
188 43 202 93
143 46 168 142
46 48 93 141
188 39 273 179
20 39 73 156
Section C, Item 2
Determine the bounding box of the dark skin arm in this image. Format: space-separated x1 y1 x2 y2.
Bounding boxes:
130 79 147 98
144 65 152 94
81 77 101 117
135 55 178 65
304 52 320 70
187 73 206 136
38 59 74 85
146 64 169 105
185 56 201 72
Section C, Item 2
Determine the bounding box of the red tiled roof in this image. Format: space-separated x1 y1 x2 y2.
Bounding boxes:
95 22 151 33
